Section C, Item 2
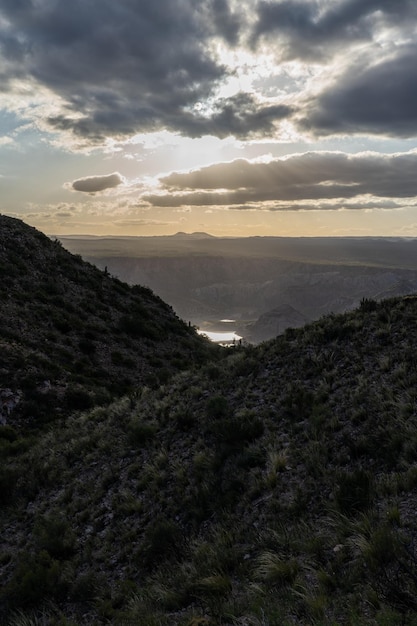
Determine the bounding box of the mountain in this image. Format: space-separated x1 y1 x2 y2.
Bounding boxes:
2 219 417 626
170 231 216 239
243 303 310 343
58 235 417 342
0 215 214 427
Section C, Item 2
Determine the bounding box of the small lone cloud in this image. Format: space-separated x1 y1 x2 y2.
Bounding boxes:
70 172 125 194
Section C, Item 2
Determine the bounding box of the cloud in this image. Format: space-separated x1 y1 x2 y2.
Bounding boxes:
209 198 407 212
112 219 172 227
0 137 14 146
247 1 417 140
145 150 417 208
301 45 417 137
202 0 242 45
1 0 417 150
177 92 294 139
0 0 245 144
252 0 417 60
70 172 124 193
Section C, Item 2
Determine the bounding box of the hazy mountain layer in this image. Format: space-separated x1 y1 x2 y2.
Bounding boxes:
60 235 417 341
58 234 417 268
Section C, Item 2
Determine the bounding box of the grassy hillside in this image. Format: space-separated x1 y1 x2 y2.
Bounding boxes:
2 283 417 623
0 215 214 427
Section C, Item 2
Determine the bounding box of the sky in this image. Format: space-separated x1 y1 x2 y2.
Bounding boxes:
1 0 417 237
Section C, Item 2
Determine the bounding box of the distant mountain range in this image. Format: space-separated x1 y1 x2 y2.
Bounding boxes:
52 231 215 240
59 234 417 342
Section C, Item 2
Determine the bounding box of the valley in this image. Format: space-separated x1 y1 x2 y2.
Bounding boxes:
60 234 417 343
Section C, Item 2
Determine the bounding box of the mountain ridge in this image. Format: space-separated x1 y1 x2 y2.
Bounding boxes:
0 215 214 427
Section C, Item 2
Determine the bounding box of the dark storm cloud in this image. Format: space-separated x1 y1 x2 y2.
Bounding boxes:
145 151 417 207
0 0 258 143
48 92 294 143
2 0 417 145
252 0 417 60
301 45 417 137
71 173 124 193
208 0 241 45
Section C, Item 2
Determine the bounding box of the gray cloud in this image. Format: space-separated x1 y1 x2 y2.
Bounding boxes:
112 219 171 227
1 0 417 146
72 173 124 193
301 45 417 137
252 0 417 60
0 0 254 143
250 1 417 139
205 0 241 45
145 151 417 207
177 93 294 139
219 199 405 212
267 199 406 212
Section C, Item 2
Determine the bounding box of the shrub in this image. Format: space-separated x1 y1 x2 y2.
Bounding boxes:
0 466 17 504
78 338 96 355
174 408 195 431
141 519 183 568
193 574 232 598
64 387 93 411
283 385 315 420
233 356 260 377
70 571 99 602
360 297 378 312
0 425 18 442
336 469 373 514
206 395 229 420
4 550 70 608
111 350 125 365
254 552 299 587
119 315 158 339
51 313 72 334
206 365 221 381
33 514 76 559
364 526 399 569
209 410 264 445
128 420 158 447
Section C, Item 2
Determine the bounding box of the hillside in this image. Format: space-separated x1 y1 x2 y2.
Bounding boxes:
2 275 417 624
0 215 214 427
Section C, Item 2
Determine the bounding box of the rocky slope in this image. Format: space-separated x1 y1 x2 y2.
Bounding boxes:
2 287 417 624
